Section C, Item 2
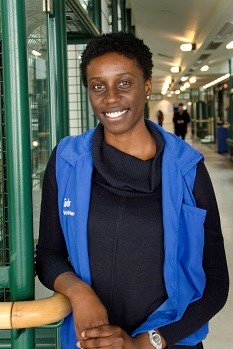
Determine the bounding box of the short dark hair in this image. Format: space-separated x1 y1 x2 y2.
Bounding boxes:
80 32 154 87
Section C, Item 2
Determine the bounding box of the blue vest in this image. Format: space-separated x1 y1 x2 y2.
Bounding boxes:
56 121 208 348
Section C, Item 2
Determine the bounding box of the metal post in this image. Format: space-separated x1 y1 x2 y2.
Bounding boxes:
86 91 90 130
228 60 233 140
125 8 132 32
228 77 233 140
80 81 84 132
131 25 136 34
120 0 126 32
0 0 35 347
229 58 232 77
111 0 118 32
53 0 70 137
92 0 102 33
46 14 63 148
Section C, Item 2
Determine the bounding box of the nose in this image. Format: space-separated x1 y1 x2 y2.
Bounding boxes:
104 87 121 104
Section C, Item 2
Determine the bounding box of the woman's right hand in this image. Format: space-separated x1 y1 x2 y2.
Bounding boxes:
69 281 109 340
54 271 109 340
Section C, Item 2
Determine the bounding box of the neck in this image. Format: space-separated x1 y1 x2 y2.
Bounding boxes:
104 123 156 160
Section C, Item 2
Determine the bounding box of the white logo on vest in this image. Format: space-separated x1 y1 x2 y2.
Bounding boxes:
63 198 75 216
63 198 71 207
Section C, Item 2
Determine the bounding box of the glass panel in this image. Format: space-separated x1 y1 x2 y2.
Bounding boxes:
26 1 50 241
79 0 89 12
117 0 122 31
101 0 111 33
68 43 96 136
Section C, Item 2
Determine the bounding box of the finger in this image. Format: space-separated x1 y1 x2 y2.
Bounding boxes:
81 325 117 339
78 336 114 349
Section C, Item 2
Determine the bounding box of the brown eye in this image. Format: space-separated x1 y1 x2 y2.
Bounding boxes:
93 84 105 90
118 80 131 88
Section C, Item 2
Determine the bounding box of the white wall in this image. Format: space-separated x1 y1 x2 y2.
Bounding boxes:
149 99 174 133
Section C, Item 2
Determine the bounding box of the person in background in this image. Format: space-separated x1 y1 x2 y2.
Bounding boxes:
36 32 229 349
173 102 190 140
156 110 164 127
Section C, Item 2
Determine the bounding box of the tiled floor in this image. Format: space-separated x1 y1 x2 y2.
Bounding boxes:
190 139 233 349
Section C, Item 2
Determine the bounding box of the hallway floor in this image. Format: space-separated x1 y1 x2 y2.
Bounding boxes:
190 139 233 349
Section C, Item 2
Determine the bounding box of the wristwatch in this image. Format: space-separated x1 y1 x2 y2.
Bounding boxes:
148 329 163 349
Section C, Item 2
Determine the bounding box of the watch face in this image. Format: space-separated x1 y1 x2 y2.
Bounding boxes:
148 330 162 349
153 333 162 344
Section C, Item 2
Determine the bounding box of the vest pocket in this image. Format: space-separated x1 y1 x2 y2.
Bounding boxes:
178 203 207 301
181 203 206 217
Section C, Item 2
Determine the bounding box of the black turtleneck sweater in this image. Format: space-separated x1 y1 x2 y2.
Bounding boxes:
89 124 166 334
36 123 228 348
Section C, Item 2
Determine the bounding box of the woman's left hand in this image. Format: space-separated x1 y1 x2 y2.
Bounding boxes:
77 325 138 349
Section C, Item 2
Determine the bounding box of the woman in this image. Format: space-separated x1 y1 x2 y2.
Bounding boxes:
36 32 229 349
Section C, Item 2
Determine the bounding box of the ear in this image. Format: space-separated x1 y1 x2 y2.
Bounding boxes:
144 78 152 96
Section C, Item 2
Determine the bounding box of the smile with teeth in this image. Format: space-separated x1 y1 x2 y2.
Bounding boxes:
105 109 129 118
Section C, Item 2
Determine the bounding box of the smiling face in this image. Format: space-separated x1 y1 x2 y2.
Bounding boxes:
87 52 152 140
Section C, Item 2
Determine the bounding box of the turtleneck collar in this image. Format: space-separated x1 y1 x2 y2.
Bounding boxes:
92 120 164 197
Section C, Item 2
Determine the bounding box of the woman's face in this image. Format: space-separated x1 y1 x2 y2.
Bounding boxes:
86 52 152 137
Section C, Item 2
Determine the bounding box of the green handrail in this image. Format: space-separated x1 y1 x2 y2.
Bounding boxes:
0 0 35 347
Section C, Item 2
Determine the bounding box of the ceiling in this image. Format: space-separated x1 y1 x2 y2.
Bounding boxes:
128 0 233 94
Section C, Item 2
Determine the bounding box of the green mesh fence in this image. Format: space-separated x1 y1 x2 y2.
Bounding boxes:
68 43 97 136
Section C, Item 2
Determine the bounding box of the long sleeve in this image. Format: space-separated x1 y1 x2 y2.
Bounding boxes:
158 160 229 346
35 147 74 290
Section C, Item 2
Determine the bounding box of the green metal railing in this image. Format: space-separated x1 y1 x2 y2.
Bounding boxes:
111 0 118 32
0 0 35 347
88 0 102 33
54 0 70 138
0 23 10 306
0 0 87 346
0 328 60 349
0 0 121 347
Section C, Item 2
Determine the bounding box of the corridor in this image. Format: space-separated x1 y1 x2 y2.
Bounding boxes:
190 140 233 348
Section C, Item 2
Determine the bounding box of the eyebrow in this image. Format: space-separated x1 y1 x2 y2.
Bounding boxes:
88 72 136 82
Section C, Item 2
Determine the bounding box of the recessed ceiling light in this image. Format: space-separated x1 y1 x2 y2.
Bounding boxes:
170 66 180 73
189 76 197 83
200 65 209 72
181 76 188 81
33 140 39 147
184 82 190 88
226 41 233 49
32 50 41 57
175 90 180 94
180 43 196 51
